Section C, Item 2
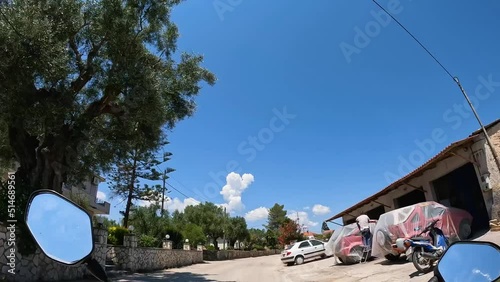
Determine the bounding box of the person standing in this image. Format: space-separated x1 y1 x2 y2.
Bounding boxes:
356 214 374 251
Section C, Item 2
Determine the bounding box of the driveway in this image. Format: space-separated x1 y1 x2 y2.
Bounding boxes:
87 231 500 282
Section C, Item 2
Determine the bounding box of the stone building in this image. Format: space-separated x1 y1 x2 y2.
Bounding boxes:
325 119 500 235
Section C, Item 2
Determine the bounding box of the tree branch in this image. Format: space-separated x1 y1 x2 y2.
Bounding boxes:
70 38 105 94
69 36 84 73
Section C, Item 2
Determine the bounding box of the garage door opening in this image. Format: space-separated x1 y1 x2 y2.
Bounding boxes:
365 205 386 220
432 162 490 233
394 189 426 209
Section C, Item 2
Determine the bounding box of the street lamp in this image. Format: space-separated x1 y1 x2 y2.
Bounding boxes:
165 234 170 240
128 225 135 233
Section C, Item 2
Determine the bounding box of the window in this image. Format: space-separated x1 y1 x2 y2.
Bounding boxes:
298 242 311 249
310 240 323 246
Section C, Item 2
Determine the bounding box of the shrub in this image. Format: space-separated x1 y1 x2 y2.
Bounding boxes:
138 234 160 248
108 226 129 245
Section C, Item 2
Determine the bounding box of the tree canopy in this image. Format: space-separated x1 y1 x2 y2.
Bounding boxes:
0 0 216 193
265 203 288 232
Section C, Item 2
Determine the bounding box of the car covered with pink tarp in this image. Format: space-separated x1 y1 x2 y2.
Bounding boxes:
372 201 473 261
329 221 377 264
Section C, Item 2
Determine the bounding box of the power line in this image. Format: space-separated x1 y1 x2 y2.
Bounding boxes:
371 0 454 80
166 182 200 204
371 0 500 173
170 175 212 202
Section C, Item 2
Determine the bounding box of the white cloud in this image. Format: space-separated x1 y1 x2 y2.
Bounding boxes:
312 204 331 216
219 172 255 213
136 196 200 213
167 197 200 213
245 207 269 222
303 206 310 210
96 191 106 201
287 211 318 228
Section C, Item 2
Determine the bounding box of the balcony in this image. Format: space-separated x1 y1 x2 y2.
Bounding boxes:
62 182 110 216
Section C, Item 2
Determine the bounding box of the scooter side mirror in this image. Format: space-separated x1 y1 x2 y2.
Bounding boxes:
432 241 500 282
25 189 94 264
25 189 108 281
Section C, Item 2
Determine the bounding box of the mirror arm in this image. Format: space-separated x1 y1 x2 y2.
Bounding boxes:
85 258 108 282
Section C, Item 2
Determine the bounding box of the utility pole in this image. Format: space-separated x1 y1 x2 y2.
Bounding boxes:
223 207 227 250
455 78 500 171
161 167 175 217
161 170 167 216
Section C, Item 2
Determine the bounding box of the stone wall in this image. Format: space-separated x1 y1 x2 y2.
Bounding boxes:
0 224 107 281
107 245 203 272
203 249 281 261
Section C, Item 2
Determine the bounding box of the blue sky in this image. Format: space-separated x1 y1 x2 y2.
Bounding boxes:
97 0 500 233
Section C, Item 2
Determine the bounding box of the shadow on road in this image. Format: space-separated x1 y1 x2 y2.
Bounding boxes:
408 268 433 279
376 258 409 266
468 228 490 241
113 272 220 282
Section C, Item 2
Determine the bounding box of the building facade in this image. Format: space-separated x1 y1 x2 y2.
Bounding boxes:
2 162 110 216
62 175 110 216
326 119 500 234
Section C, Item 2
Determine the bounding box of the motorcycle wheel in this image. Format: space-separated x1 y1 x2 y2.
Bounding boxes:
412 250 433 273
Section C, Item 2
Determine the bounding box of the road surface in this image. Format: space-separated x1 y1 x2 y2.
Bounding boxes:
101 231 499 282
112 254 433 282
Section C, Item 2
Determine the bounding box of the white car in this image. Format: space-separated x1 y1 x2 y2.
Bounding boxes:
281 239 327 266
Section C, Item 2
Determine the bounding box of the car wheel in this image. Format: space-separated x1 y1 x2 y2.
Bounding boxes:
458 219 472 240
295 255 304 265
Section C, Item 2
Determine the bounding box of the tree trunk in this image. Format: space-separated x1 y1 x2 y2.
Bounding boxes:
8 122 73 193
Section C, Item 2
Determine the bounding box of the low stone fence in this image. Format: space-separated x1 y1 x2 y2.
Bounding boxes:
0 223 202 281
0 224 107 281
107 246 203 272
203 249 281 261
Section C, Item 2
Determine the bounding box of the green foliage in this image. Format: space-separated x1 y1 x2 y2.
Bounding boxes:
109 138 174 227
265 203 288 232
171 210 186 230
164 227 184 249
138 234 160 248
225 216 249 246
182 223 205 246
246 228 266 250
107 226 130 245
128 204 169 240
94 215 119 229
184 202 224 244
0 0 215 193
205 245 216 251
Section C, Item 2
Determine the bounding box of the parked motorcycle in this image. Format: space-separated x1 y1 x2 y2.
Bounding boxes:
428 240 500 282
393 219 449 272
25 189 108 281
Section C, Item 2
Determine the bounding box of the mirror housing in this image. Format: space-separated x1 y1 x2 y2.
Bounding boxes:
433 240 500 282
25 189 94 265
